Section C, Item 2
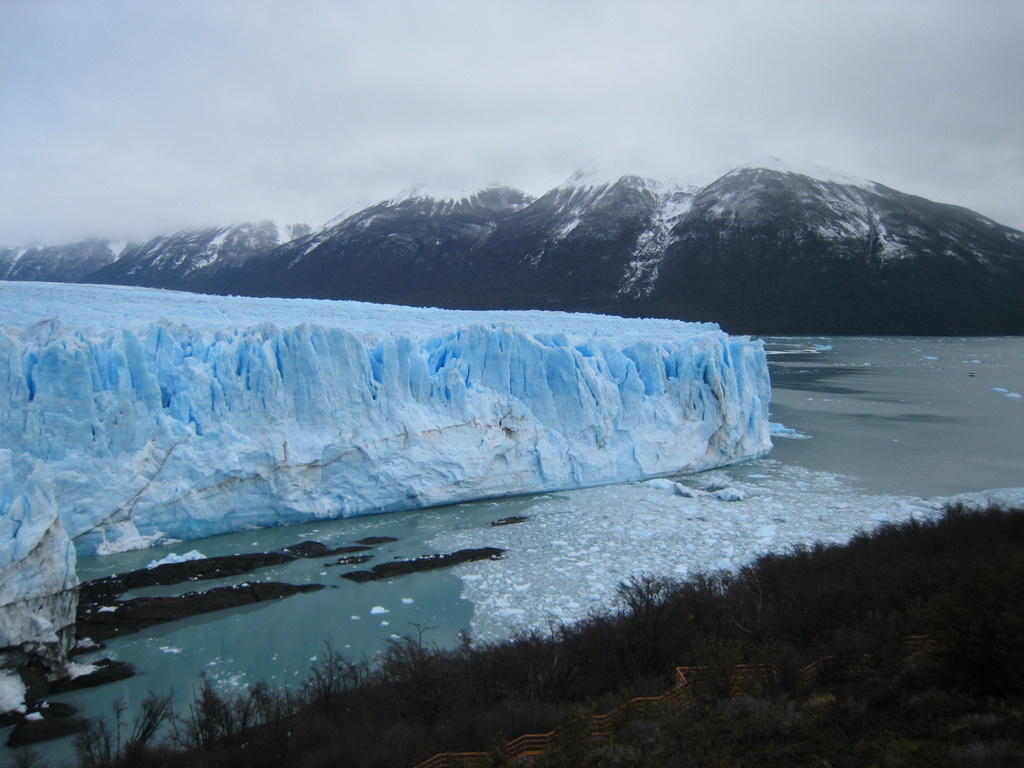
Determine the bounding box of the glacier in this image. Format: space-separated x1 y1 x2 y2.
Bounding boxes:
0 281 771 678
0 450 77 681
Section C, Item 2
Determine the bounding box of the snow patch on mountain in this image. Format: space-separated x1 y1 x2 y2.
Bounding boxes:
564 166 697 196
275 222 299 247
617 189 696 299
385 184 535 215
388 183 489 206
554 217 583 239
739 157 878 189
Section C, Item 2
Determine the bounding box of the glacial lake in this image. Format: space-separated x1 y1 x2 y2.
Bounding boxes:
13 336 1024 765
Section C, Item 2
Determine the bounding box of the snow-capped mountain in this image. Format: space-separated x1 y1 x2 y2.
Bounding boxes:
213 173 700 310
0 238 124 283
4 165 1024 334
0 221 309 291
85 220 311 292
216 186 535 303
644 167 1024 334
172 167 1024 334
453 173 698 310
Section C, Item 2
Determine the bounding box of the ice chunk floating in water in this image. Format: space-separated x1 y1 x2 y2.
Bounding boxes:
0 280 769 580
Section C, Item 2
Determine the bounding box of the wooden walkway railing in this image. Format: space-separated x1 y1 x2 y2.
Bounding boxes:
413 638 933 768
413 667 697 768
413 731 555 768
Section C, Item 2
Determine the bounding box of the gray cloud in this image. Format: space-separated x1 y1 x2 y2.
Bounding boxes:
1 0 1022 246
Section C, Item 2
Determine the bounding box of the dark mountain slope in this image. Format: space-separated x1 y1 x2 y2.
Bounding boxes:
643 168 1024 333
217 186 534 303
455 174 688 309
0 239 121 283
5 164 1023 335
217 166 1022 334
86 221 310 292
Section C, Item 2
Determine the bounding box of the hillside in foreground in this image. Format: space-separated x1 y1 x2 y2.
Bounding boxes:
14 501 1023 767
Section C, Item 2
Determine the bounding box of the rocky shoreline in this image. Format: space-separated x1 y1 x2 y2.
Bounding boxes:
3 531 510 747
78 581 326 642
341 547 506 583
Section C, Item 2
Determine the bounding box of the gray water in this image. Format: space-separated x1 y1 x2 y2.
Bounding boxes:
765 336 1024 496
10 336 1024 765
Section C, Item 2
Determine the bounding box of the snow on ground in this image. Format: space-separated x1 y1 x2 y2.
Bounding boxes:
430 462 1024 643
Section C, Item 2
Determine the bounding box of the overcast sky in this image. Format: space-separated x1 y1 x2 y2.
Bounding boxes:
2 0 1022 246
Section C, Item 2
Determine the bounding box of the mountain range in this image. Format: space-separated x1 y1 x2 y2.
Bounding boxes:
3 163 1023 335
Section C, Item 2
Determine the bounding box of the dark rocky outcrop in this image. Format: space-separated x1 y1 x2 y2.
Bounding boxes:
356 536 399 546
79 541 373 607
6 711 88 747
1 660 136 746
78 582 324 641
79 552 300 607
490 516 529 526
75 543 369 641
52 659 136 693
342 548 506 583
283 540 375 558
325 555 374 568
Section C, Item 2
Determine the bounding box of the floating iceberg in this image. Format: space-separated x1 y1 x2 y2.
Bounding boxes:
0 282 770 667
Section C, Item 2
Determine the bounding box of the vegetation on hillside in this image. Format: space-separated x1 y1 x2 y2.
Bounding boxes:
13 502 1024 767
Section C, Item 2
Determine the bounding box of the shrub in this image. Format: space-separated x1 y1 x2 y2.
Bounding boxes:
928 558 1024 695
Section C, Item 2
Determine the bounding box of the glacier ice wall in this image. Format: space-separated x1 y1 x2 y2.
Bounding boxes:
0 283 771 560
0 450 78 675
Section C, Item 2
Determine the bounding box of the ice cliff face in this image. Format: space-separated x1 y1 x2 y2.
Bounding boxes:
0 282 770 664
0 451 78 679
2 282 771 554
